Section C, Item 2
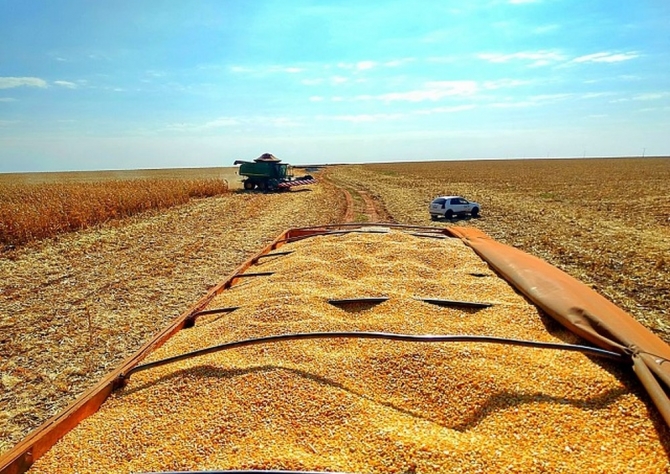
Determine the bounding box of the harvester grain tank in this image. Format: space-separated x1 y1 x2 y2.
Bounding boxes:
234 153 317 191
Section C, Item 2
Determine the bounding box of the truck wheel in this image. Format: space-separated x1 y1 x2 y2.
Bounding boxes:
258 181 267 191
471 207 479 217
244 181 255 190
445 209 454 219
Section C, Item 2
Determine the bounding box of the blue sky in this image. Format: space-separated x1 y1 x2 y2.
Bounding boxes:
1 0 669 172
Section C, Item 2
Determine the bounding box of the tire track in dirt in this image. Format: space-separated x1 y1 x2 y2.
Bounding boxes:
342 189 355 222
358 189 381 222
323 169 393 223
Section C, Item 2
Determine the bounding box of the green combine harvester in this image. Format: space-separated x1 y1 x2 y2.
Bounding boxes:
234 153 317 191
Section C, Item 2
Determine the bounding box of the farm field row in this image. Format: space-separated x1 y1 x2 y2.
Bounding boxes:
0 176 344 455
327 157 670 341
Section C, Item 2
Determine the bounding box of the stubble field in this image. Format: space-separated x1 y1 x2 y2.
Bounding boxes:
1 157 669 458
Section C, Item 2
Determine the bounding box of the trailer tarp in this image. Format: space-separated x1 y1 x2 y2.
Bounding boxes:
450 226 670 423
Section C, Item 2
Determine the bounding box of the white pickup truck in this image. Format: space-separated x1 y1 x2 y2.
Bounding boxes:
429 196 481 220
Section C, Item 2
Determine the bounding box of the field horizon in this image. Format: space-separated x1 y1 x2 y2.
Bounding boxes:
2 155 668 182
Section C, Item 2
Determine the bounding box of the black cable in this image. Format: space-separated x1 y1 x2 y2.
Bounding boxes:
123 331 625 380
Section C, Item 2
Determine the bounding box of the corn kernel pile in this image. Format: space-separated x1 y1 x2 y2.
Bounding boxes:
28 230 670 473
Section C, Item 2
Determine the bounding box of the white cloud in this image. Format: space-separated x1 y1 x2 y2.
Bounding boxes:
530 93 574 102
203 118 241 128
477 50 566 67
330 113 403 123
309 96 324 102
580 92 614 99
331 76 349 85
230 65 304 74
0 97 17 102
301 78 323 86
427 55 459 64
490 93 573 108
533 24 560 34
572 52 639 63
509 0 541 4
384 58 415 67
366 81 478 102
637 106 670 113
344 79 527 104
338 59 414 71
490 101 536 109
415 105 477 114
633 92 670 101
164 115 302 132
265 117 302 127
0 77 48 89
166 117 241 131
54 80 78 89
356 61 376 71
482 79 532 90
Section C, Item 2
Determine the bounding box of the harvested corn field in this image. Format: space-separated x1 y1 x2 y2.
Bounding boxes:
27 229 670 473
325 158 670 342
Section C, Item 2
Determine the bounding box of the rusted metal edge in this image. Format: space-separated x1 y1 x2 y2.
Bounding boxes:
290 222 450 234
0 228 296 474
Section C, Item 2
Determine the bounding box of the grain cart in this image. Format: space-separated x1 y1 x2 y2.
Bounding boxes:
4 223 670 473
234 153 317 191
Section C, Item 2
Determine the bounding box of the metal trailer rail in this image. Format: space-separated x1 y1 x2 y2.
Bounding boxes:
2 222 670 474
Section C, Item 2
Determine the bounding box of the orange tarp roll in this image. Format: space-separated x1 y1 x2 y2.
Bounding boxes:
450 226 670 390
